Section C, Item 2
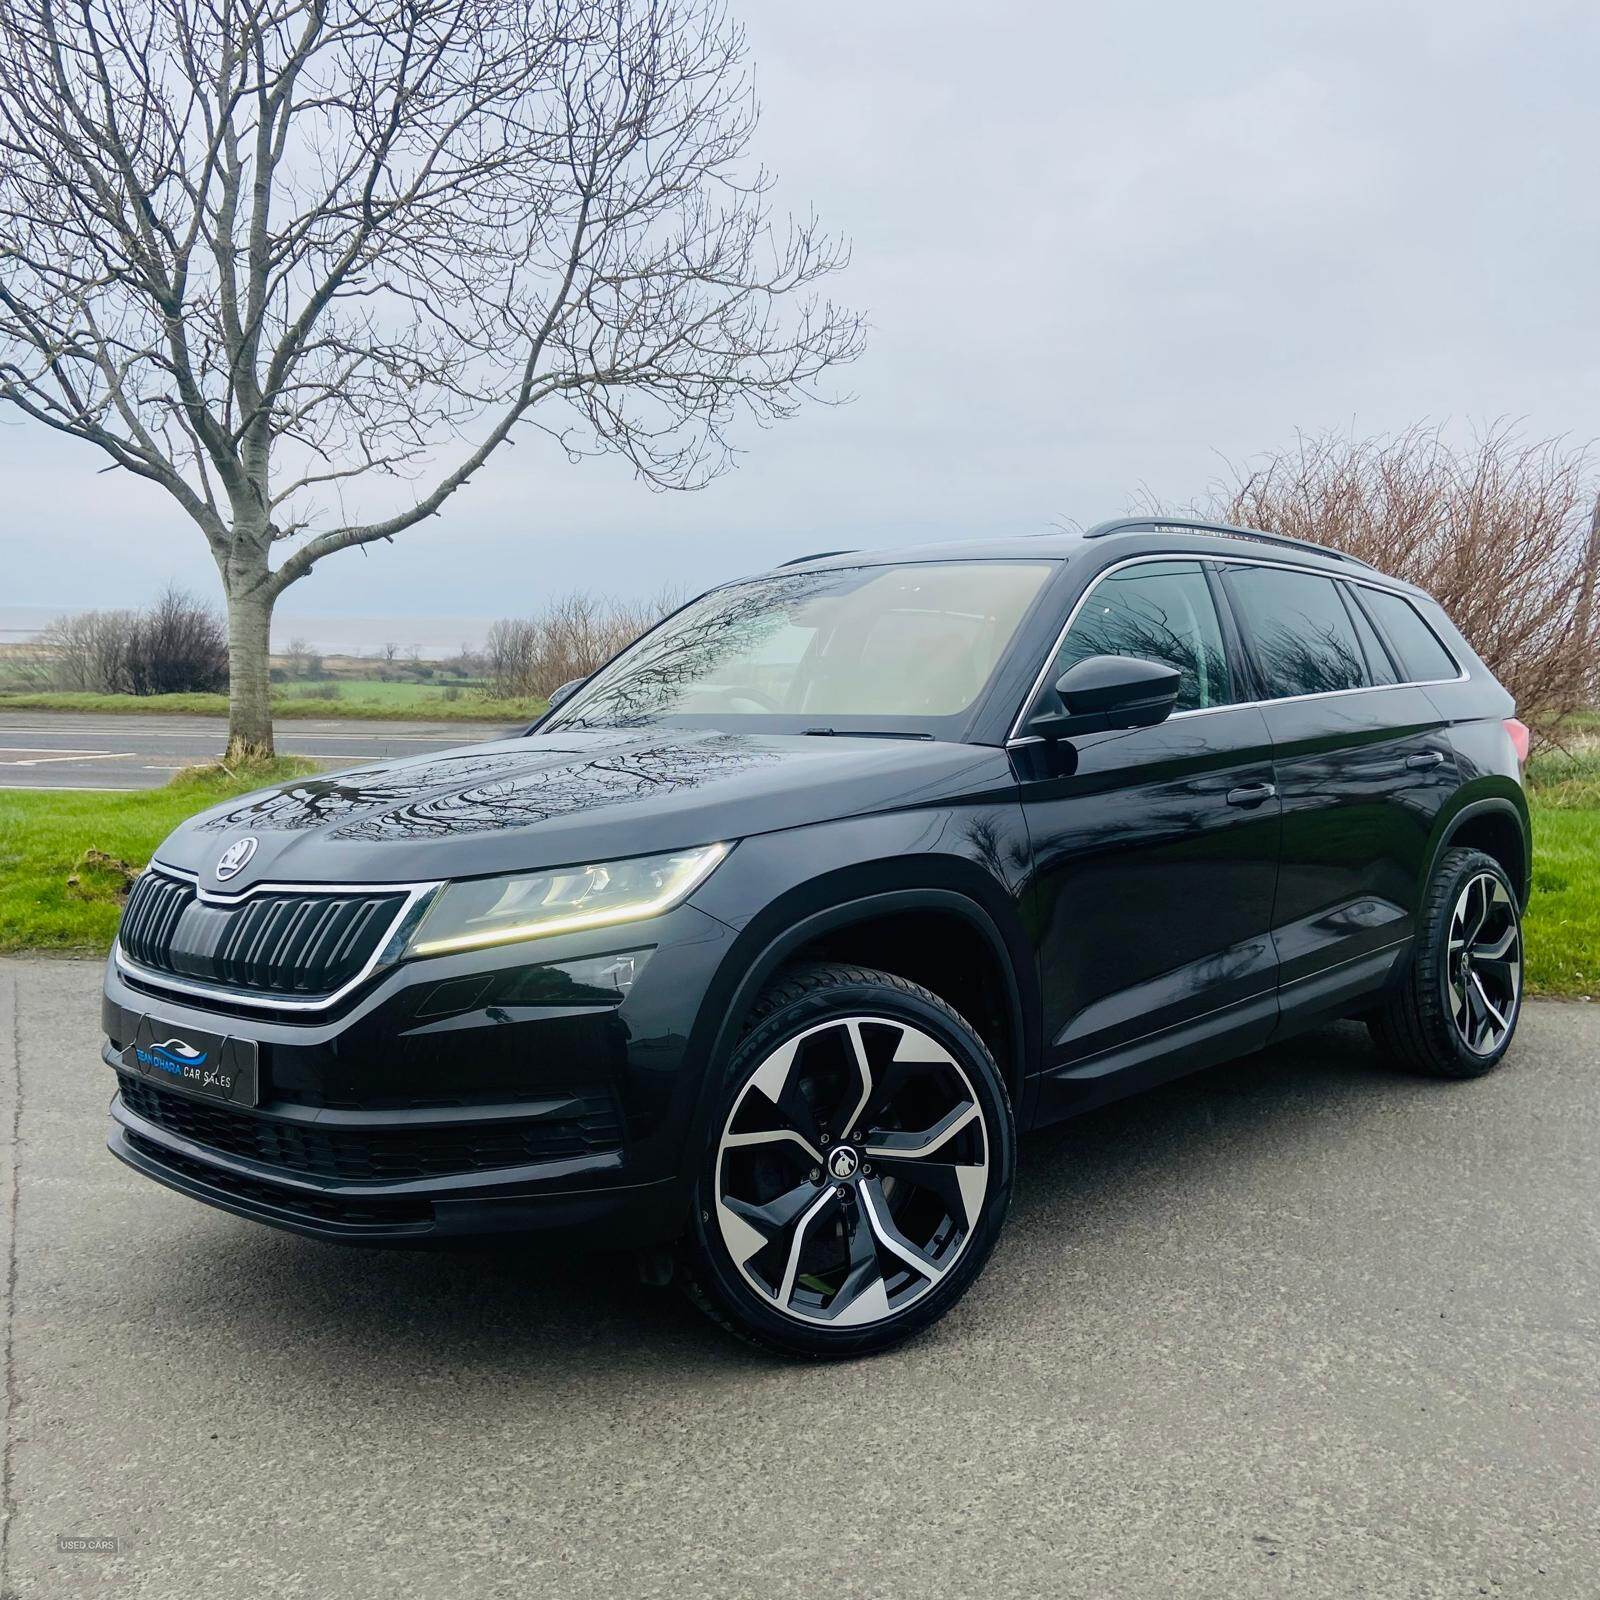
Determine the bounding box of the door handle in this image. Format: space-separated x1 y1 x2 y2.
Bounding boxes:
1226 782 1277 808
1406 751 1445 770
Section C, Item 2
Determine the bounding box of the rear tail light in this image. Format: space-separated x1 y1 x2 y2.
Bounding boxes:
1503 717 1531 765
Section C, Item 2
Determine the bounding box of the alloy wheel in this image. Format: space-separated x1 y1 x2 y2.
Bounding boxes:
1446 871 1521 1056
714 1015 990 1328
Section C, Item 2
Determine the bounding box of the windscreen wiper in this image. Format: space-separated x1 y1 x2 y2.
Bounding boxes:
801 727 934 740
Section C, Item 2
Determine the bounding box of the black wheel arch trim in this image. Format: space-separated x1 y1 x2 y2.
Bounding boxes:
1426 788 1532 909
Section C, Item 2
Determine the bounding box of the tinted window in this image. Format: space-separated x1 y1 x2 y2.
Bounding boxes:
1051 561 1234 712
1342 587 1400 685
1227 566 1370 698
1362 588 1460 683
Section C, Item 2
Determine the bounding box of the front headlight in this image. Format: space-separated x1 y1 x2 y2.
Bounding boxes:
405 842 730 957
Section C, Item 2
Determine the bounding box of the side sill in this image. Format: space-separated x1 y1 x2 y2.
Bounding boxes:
1272 939 1410 1036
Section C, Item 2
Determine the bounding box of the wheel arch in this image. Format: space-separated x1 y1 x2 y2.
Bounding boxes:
1428 791 1531 909
683 878 1038 1180
718 887 1030 1097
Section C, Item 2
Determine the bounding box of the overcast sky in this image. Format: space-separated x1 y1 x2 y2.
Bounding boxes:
2 0 1596 637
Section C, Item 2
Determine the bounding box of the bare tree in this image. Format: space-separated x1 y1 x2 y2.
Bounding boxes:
124 583 228 692
282 635 312 678
484 585 680 698
37 584 226 691
0 0 862 755
37 608 137 691
1167 424 1600 740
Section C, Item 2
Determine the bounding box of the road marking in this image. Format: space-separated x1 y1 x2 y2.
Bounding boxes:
0 749 137 766
2 752 138 767
0 783 144 791
0 726 495 743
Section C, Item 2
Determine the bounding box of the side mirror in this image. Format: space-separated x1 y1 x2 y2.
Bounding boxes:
546 677 586 711
1026 654 1180 741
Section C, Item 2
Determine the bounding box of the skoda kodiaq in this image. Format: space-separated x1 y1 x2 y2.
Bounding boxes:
105 518 1532 1356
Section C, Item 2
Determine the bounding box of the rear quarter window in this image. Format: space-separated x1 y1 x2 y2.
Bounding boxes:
1360 588 1460 683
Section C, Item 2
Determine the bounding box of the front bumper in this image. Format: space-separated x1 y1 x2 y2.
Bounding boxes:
107 1116 679 1247
101 903 738 1247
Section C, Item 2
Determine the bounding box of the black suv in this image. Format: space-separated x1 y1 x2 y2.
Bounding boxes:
104 518 1531 1356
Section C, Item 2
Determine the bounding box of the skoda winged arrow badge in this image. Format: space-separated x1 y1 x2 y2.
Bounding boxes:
215 836 258 881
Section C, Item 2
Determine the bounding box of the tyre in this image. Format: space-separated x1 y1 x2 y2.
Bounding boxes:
683 962 1015 1358
1369 846 1524 1078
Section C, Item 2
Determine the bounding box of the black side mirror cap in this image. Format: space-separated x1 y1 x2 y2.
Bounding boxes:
1026 654 1181 740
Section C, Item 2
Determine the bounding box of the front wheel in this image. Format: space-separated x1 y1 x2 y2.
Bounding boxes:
1369 847 1525 1078
683 963 1015 1358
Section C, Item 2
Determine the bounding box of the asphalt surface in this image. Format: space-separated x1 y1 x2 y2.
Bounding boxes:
0 960 1595 1599
0 710 519 790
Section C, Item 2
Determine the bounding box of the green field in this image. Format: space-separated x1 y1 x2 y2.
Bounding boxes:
2 747 1596 997
0 687 544 721
1520 747 1600 995
279 677 500 706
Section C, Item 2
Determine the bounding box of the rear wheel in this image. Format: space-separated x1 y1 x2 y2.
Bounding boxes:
683 963 1015 1358
1369 847 1524 1078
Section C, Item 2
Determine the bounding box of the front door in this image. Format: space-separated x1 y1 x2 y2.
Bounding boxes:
1013 558 1282 1120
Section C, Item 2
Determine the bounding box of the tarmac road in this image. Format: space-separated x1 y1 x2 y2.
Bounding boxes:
0 959 1595 1598
0 709 520 790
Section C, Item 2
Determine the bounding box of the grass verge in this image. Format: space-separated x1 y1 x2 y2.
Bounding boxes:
0 689 542 722
0 758 318 955
1523 747 1600 997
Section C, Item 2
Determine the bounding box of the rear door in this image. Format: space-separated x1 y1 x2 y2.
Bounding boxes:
1218 560 1460 1022
1013 558 1282 1117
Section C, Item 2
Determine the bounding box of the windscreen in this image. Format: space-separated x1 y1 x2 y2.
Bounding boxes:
547 561 1054 734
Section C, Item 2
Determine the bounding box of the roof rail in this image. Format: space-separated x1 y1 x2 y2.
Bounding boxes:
1082 516 1372 569
779 548 857 567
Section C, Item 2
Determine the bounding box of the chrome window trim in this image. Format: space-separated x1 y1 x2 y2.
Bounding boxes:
113 865 442 1014
1006 552 1469 744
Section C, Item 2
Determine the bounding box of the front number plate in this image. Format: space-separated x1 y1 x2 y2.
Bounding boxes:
120 1016 259 1108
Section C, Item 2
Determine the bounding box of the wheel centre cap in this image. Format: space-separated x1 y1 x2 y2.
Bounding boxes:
827 1145 861 1180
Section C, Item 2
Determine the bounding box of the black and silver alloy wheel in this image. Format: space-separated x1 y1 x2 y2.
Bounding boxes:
1445 870 1522 1056
1370 846 1524 1079
715 1015 988 1328
686 963 1014 1357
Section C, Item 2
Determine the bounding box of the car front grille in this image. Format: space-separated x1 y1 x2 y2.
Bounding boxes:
116 1073 624 1182
118 868 411 999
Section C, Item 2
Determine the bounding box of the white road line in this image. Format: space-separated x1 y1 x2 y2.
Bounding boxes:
0 726 492 743
0 751 137 766
0 783 144 791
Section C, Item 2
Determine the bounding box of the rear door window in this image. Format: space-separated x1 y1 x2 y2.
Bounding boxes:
1360 588 1460 683
1225 565 1371 699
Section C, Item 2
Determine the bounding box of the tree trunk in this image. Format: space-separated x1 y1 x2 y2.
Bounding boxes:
225 587 276 760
